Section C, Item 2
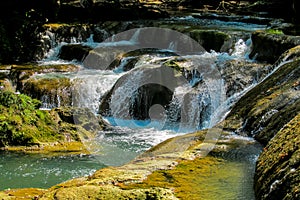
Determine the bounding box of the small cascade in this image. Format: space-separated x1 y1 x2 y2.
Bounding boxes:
40 95 60 110
71 70 123 113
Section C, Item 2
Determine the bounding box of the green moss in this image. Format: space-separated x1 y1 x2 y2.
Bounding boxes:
265 29 284 35
0 91 64 146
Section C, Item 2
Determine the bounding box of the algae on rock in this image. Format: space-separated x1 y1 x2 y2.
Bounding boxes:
254 113 300 200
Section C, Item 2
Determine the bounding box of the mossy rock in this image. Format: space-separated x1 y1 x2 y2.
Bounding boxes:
28 129 259 200
189 30 230 52
249 30 300 63
0 91 105 153
254 113 300 200
224 45 300 145
0 91 63 147
8 64 79 91
22 77 73 108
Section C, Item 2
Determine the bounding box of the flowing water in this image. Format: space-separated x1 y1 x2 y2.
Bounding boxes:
0 19 267 199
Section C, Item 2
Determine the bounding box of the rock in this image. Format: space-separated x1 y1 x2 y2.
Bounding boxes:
8 64 79 88
54 107 110 132
254 113 300 200
189 30 230 52
9 129 259 200
224 45 300 145
22 77 73 109
99 56 209 121
107 48 178 71
58 44 93 62
0 90 107 153
218 60 270 98
249 30 300 63
99 64 183 120
4 64 79 106
42 185 177 200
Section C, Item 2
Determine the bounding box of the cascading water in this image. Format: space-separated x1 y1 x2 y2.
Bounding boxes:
1 22 266 199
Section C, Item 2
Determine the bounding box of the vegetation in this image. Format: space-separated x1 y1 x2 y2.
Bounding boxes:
0 91 62 146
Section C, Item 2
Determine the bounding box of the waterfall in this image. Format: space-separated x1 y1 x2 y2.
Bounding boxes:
38 29 257 134
71 70 123 113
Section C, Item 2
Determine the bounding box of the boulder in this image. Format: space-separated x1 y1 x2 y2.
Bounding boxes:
189 30 230 52
58 44 92 62
99 64 184 120
249 30 300 63
22 77 73 109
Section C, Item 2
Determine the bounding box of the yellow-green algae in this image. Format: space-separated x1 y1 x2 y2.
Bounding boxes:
121 156 248 200
0 188 45 200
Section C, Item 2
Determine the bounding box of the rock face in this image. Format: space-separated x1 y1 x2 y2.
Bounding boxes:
224 45 300 145
254 113 300 200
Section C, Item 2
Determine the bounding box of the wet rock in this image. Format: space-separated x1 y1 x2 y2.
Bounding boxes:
58 44 93 62
13 128 259 200
22 77 73 109
8 64 79 83
99 64 183 120
54 107 110 132
224 45 300 145
0 64 79 106
254 113 300 200
189 30 230 52
218 60 270 97
249 30 300 63
99 57 208 122
107 48 178 71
